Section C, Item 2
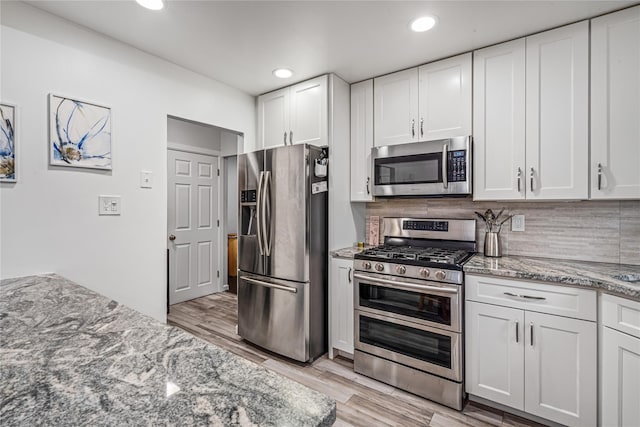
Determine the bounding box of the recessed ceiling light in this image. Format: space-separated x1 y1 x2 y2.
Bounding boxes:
136 0 164 11
273 68 294 79
411 16 438 33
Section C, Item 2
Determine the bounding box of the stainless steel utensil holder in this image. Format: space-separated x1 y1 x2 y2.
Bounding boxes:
484 231 502 257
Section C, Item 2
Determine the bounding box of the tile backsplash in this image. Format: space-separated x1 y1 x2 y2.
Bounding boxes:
365 199 640 265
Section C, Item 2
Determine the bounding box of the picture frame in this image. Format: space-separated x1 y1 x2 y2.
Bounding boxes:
0 102 17 182
49 93 112 170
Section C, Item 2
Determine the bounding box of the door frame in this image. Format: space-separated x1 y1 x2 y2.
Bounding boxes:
167 144 224 299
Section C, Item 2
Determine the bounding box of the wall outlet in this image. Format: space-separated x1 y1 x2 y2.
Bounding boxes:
99 195 121 216
511 214 525 232
140 171 153 188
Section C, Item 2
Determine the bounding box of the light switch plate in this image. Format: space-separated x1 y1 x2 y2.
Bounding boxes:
140 171 153 188
511 215 525 232
99 195 121 216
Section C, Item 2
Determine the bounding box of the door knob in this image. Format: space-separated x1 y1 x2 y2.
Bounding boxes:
169 234 176 241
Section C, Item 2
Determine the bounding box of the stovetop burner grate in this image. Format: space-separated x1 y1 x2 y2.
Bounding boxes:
360 245 471 265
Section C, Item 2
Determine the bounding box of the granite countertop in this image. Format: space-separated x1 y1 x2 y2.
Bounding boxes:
330 245 370 259
464 254 640 301
0 274 336 426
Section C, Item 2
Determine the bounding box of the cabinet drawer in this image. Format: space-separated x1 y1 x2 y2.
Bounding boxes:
466 274 596 321
602 293 640 339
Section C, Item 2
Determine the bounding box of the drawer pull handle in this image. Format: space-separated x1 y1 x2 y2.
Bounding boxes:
503 292 546 301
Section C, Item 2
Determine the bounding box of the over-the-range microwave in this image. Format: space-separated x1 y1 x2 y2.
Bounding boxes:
371 136 472 197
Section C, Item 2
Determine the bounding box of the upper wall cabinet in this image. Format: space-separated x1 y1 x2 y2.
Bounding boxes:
373 68 419 146
591 6 640 199
373 53 472 147
350 80 374 202
474 22 589 200
525 21 589 200
257 75 328 150
418 53 472 142
473 39 526 200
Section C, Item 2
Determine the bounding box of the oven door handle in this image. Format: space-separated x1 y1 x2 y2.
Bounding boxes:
353 273 458 294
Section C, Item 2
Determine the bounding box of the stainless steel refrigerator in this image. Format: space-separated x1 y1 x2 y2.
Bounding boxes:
237 144 328 362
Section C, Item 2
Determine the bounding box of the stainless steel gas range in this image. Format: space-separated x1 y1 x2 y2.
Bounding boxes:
353 217 476 410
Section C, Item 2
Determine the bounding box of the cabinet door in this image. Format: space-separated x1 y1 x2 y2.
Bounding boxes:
525 21 589 200
473 39 526 200
602 326 640 427
329 257 354 357
466 301 525 410
289 75 328 146
350 80 374 202
524 312 596 427
373 68 419 146
418 53 472 141
591 6 640 199
258 87 290 149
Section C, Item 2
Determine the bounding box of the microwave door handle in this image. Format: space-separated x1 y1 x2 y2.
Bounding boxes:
442 143 448 189
256 171 265 256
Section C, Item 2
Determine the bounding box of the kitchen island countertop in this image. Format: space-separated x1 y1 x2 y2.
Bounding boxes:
464 254 640 301
0 274 336 426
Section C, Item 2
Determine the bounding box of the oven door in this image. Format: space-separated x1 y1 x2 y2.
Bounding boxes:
372 137 471 197
355 310 462 381
353 272 461 333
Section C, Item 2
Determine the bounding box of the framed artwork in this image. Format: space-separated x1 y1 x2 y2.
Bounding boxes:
49 94 112 170
0 103 16 182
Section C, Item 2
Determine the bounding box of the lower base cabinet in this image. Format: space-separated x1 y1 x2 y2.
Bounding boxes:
329 257 354 358
465 275 597 427
601 294 640 427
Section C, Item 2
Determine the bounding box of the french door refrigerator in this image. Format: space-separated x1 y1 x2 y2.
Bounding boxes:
237 144 328 362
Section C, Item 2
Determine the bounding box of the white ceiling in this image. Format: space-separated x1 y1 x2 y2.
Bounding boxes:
24 0 637 95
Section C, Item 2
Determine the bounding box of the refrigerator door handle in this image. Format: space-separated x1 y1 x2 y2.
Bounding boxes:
256 171 265 255
263 171 272 256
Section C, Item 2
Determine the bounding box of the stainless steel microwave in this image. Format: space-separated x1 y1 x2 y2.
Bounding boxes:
371 136 472 197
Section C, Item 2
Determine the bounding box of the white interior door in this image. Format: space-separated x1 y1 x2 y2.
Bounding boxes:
168 149 220 305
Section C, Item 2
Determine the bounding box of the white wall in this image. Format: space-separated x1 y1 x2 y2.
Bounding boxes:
167 117 222 152
0 2 256 322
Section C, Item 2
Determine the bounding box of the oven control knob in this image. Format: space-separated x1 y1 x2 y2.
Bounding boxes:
362 261 372 270
375 263 384 272
419 268 430 278
396 265 406 275
435 270 447 280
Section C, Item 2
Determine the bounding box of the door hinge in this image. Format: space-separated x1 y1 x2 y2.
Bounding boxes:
217 169 220 176
217 270 220 278
217 219 220 227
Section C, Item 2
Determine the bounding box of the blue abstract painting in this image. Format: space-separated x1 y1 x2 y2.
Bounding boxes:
0 103 16 182
49 94 112 170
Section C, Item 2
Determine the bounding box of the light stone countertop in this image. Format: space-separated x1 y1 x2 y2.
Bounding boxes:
464 254 640 301
330 245 370 259
0 274 336 427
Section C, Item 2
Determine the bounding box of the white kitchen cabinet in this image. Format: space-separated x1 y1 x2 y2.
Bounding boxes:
373 68 419 146
350 79 374 202
601 294 640 427
591 6 640 199
373 54 472 147
525 21 589 200
257 75 328 150
466 301 525 409
524 311 597 427
418 53 472 141
473 39 526 200
258 87 290 149
473 22 589 201
466 274 597 427
329 257 354 358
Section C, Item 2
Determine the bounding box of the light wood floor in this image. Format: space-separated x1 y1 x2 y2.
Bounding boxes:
168 292 543 427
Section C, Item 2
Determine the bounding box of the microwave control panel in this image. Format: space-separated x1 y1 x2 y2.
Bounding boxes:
448 150 467 183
